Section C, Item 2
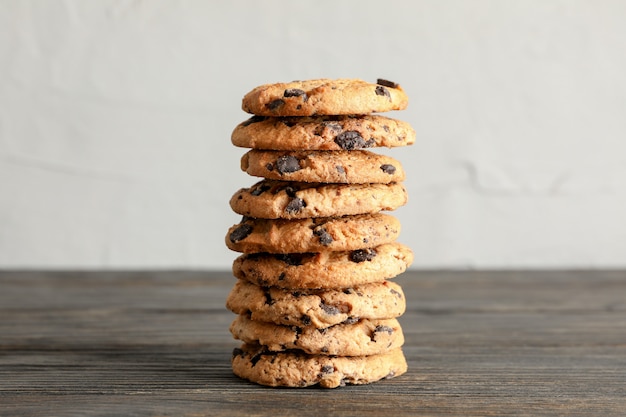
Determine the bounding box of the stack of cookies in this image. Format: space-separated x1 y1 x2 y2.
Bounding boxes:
225 78 415 388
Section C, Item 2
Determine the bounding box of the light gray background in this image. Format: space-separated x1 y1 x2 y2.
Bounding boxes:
1 1 625 269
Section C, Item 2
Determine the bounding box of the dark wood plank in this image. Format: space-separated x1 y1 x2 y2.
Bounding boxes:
1 270 625 416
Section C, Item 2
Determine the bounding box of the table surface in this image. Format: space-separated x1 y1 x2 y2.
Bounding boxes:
1 270 625 416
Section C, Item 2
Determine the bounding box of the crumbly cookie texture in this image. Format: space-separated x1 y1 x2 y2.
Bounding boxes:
225 213 401 254
241 78 408 117
232 114 415 150
240 149 405 184
232 343 408 388
225 280 406 329
232 242 413 290
230 315 404 356
230 180 407 219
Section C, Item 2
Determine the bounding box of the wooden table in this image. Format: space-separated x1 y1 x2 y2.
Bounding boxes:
1 270 625 416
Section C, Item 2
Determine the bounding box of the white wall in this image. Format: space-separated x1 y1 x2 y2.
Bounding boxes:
1 0 625 269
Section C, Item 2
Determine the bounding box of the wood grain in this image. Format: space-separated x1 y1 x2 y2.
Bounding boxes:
1 270 625 416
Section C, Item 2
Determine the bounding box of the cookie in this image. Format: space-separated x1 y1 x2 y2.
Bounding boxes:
230 180 407 219
226 213 401 254
240 150 405 184
225 279 406 328
232 242 413 290
241 78 408 117
232 114 416 150
230 315 404 356
232 343 407 388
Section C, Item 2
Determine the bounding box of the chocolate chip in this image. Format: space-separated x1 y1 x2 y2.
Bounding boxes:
250 184 271 196
350 248 377 263
283 89 307 101
278 272 286 281
285 197 306 214
313 228 333 246
314 121 343 137
375 85 391 99
241 115 266 126
249 351 264 366
321 365 334 374
282 186 297 198
343 317 359 325
390 288 403 298
324 121 343 133
301 315 311 325
267 99 285 111
274 253 305 266
377 78 399 89
334 130 370 150
320 302 341 315
374 325 394 335
380 164 396 174
262 287 273 305
266 163 274 172
321 302 350 315
232 347 244 358
276 155 301 174
229 224 253 243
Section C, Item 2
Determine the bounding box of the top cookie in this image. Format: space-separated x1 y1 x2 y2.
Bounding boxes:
241 78 408 116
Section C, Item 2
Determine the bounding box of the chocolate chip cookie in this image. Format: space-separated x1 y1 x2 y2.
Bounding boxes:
232 242 413 290
230 180 407 219
226 213 401 254
225 279 406 329
230 315 404 356
232 114 415 150
231 343 407 388
240 149 405 184
241 78 408 117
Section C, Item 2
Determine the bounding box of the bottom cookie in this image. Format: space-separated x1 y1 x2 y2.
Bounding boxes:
231 343 407 388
